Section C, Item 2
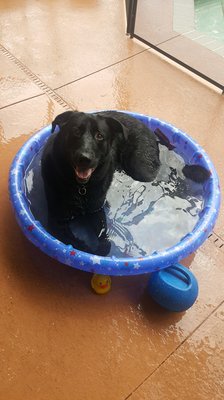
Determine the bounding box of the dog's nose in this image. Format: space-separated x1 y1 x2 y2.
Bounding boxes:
77 153 92 166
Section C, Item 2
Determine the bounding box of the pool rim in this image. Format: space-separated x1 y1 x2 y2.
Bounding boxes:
9 111 221 276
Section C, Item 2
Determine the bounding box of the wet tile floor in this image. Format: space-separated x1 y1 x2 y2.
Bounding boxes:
0 1 223 399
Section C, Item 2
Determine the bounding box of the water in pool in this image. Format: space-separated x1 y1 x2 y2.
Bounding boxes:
25 144 204 257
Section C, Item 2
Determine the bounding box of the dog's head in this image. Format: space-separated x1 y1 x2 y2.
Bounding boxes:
52 111 127 184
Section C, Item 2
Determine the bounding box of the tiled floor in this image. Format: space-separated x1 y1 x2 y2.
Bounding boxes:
0 1 224 400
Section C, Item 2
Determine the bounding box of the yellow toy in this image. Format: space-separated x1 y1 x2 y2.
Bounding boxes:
91 274 111 294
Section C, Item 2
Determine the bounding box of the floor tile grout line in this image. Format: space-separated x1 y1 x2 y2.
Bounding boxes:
210 230 224 243
154 33 182 47
53 48 150 90
0 44 72 110
0 43 149 102
0 93 44 111
207 231 224 250
124 299 224 400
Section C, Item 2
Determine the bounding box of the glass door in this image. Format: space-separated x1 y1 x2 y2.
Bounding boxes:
130 0 224 90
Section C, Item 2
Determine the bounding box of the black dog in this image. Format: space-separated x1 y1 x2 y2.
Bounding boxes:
41 110 160 252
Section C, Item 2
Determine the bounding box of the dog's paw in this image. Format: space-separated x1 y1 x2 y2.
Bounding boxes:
182 165 211 183
96 238 111 257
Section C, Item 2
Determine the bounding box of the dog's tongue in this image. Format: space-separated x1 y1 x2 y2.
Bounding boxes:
75 167 94 180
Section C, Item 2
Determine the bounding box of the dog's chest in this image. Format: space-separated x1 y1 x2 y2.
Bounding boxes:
70 184 95 213
71 184 88 210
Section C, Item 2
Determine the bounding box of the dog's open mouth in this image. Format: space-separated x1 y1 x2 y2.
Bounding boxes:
74 167 95 182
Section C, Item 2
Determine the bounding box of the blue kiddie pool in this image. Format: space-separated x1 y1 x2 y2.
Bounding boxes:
9 112 220 279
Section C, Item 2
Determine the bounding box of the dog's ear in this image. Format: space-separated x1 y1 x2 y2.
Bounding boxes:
51 111 77 133
105 117 128 141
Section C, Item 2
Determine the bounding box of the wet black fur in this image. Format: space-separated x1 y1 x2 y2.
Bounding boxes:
41 110 160 252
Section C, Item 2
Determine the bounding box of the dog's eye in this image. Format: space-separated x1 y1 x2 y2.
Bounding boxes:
95 132 104 141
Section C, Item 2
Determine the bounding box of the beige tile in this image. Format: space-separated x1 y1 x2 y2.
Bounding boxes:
0 51 42 108
159 35 224 86
214 302 224 322
55 50 223 131
0 0 143 88
0 94 65 146
128 312 224 400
